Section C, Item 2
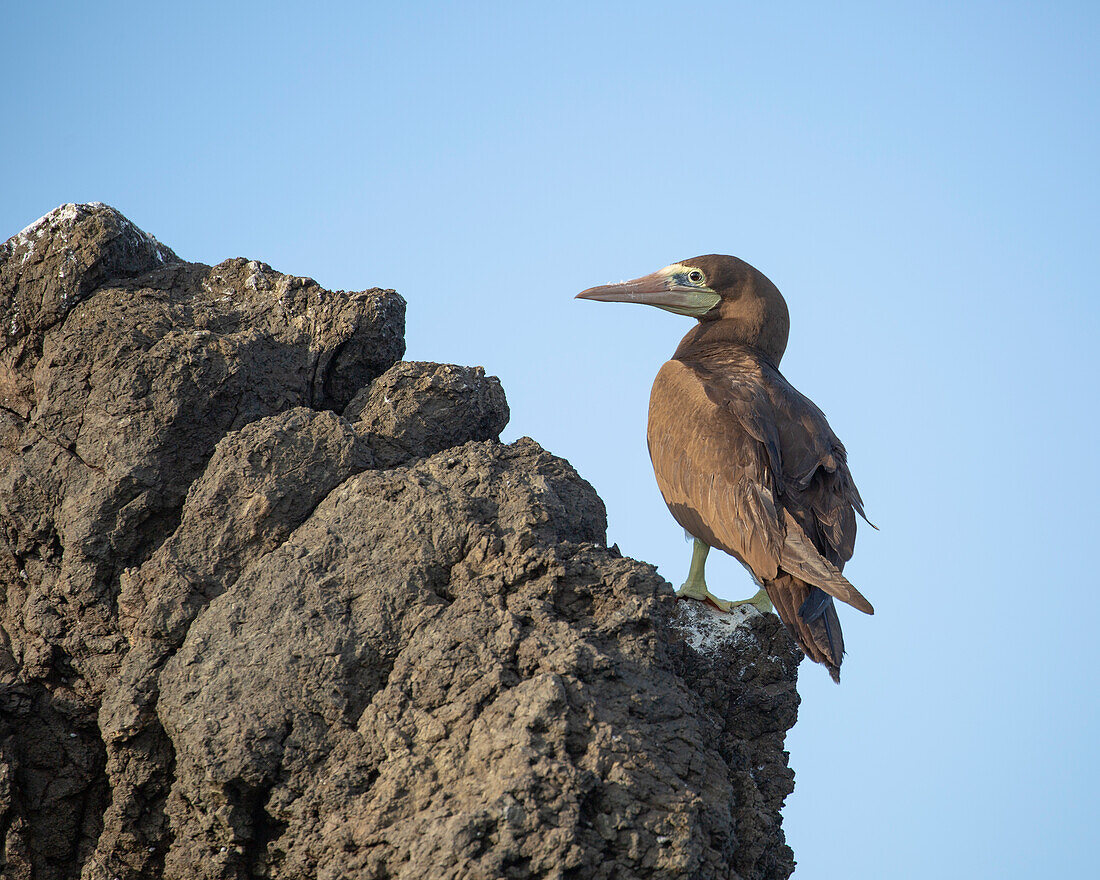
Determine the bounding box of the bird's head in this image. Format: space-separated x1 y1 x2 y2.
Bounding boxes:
576 254 790 364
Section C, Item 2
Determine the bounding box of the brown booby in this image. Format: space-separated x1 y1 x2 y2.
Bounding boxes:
576 255 873 682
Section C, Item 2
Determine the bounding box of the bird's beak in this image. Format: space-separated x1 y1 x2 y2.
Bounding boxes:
575 271 720 317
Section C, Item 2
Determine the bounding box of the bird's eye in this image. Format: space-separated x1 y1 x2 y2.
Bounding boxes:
688 270 704 283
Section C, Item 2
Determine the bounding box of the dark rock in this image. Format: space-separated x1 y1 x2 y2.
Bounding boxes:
1 203 178 418
0 204 403 880
94 408 376 878
155 438 798 880
344 360 509 468
0 205 800 880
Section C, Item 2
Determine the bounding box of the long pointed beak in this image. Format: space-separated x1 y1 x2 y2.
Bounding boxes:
576 271 720 317
576 271 682 306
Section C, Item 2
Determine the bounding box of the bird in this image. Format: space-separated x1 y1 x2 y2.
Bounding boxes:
576 255 873 682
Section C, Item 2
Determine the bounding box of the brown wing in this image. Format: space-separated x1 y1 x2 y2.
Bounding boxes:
754 361 871 571
647 356 873 615
647 358 784 582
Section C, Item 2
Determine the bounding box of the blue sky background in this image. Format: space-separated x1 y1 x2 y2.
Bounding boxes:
4 2 1098 877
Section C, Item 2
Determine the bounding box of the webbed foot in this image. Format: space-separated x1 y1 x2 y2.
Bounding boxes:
726 587 773 614
675 582 735 612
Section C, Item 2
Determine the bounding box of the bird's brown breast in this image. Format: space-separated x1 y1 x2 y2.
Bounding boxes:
646 356 784 582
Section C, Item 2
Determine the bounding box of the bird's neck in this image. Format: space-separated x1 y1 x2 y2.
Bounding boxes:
673 317 788 367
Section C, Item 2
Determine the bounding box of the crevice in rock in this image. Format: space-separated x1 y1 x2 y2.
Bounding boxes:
318 336 350 411
244 785 288 879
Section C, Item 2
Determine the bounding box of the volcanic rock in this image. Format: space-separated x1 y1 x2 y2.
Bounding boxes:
0 205 800 880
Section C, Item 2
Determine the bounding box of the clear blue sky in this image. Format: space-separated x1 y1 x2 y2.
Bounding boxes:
5 2 1098 877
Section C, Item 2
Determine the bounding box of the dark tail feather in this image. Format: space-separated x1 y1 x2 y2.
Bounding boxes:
766 576 845 683
799 586 832 623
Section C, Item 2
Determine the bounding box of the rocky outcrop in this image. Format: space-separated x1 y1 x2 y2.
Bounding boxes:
0 205 801 880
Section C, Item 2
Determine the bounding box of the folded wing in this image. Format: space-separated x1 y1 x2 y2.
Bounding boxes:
648 354 873 614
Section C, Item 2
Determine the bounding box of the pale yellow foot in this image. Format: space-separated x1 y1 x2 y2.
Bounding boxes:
676 540 773 614
676 538 735 612
726 587 773 614
675 581 735 612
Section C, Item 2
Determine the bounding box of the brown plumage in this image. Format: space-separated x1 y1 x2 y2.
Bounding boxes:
577 254 873 682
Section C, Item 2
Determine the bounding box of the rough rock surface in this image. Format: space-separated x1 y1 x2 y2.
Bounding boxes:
344 360 509 468
0 205 801 880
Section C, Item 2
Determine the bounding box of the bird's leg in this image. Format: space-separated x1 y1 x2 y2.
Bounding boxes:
676 539 735 612
675 539 774 614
